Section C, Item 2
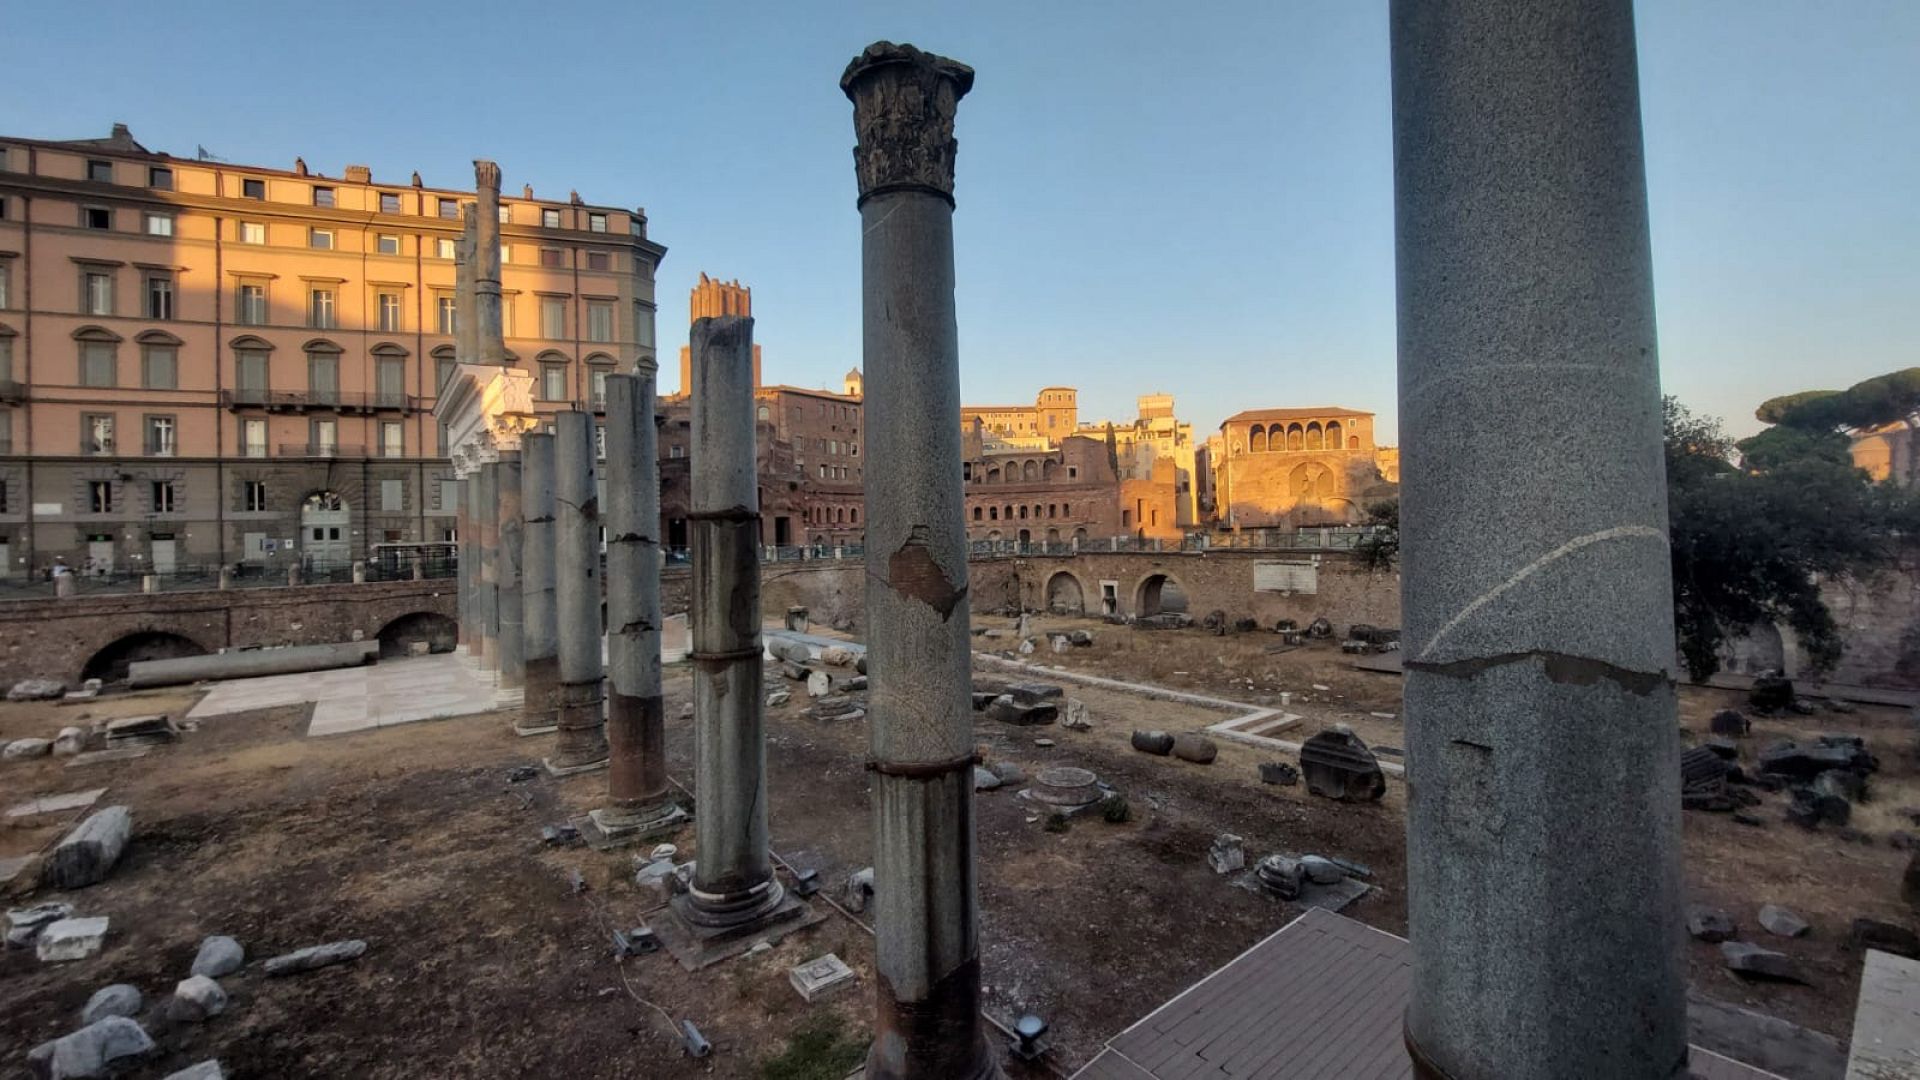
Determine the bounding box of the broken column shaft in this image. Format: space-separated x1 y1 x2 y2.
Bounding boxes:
473 160 506 366
1392 3 1685 1077
520 433 560 733
495 454 524 690
547 412 608 772
842 42 996 1080
594 368 683 836
676 315 781 927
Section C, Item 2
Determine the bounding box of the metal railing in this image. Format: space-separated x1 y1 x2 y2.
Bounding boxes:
278 442 368 458
221 389 420 413
0 557 457 599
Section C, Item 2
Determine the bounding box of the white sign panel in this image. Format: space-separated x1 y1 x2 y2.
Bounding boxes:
32 502 62 516
1254 561 1318 595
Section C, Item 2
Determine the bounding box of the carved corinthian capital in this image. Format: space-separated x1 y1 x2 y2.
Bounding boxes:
473 159 501 194
840 41 974 207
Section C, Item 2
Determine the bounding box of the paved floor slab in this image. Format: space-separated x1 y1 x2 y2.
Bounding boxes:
5 788 108 819
1847 949 1920 1079
187 654 519 738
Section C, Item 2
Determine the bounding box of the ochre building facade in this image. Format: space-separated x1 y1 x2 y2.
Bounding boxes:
1205 406 1396 529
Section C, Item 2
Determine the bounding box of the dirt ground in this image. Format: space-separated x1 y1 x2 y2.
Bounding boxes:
1 617 1914 1078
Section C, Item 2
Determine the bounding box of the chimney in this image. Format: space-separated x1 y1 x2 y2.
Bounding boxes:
344 165 372 183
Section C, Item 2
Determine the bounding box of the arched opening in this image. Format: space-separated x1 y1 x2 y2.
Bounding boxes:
301 491 352 569
1250 425 1268 453
1042 460 1057 479
1288 423 1304 450
1326 421 1343 448
1046 527 1060 544
1072 527 1089 544
1135 574 1189 617
1305 422 1324 449
1046 571 1085 614
83 631 208 683
1349 436 1361 449
1017 528 1032 545
986 467 1001 483
375 612 458 658
989 506 998 521
1720 620 1787 676
986 530 1001 541
1023 459 1039 481
972 506 983 521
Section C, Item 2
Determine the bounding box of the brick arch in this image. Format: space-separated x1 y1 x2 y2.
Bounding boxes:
375 611 457 658
82 628 210 683
1044 570 1086 615
1133 571 1190 617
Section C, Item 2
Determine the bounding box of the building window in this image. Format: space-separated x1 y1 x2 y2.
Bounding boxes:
239 221 265 244
586 301 613 343
437 294 457 335
539 248 564 268
381 423 403 459
497 205 511 225
83 271 114 315
435 237 455 259
595 423 607 460
144 274 174 319
309 228 334 250
87 159 113 182
147 415 176 457
542 208 560 228
540 297 566 339
587 212 607 233
142 344 177 389
377 234 400 255
376 354 405 405
150 480 175 513
312 186 335 208
380 191 401 213
437 197 459 219
377 292 402 332
434 354 457 396
0 263 9 308
235 349 269 398
84 414 115 455
81 204 112 230
307 348 340 402
148 166 173 190
242 420 267 459
236 283 267 325
144 212 174 237
500 296 516 337
244 479 267 511
242 178 265 199
669 445 684 459
586 251 609 272
309 288 336 329
498 243 514 266
89 480 112 514
540 363 567 402
380 477 404 511
589 367 608 407
311 418 339 454
80 340 117 387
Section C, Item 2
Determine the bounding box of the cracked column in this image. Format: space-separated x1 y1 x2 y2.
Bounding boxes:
842 42 996 1080
519 432 561 734
1392 4 1685 1078
546 412 608 773
673 315 784 930
591 368 686 840
476 461 499 670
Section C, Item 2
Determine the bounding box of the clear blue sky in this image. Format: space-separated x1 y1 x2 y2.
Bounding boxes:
5 1 1914 442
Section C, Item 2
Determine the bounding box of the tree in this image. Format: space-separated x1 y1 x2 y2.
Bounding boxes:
1752 367 1920 483
1666 397 1904 681
1353 499 1399 572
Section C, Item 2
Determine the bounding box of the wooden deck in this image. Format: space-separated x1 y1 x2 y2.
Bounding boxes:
1070 908 1785 1080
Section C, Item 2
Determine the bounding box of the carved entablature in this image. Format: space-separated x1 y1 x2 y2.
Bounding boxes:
841 41 974 207
434 362 538 477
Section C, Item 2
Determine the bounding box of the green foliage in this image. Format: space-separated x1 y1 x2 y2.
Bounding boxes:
1735 425 1853 471
1755 389 1844 427
1100 793 1131 823
1352 499 1401 572
760 1020 867 1080
1666 396 1908 681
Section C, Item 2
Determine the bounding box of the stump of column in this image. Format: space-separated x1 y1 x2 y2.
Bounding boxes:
518 434 561 736
496 454 526 691
590 369 687 842
664 315 816 961
1391 4 1685 1077
476 462 500 670
842 42 998 1080
544 412 608 775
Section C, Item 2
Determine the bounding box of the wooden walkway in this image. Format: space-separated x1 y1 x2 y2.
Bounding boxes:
1071 908 1783 1080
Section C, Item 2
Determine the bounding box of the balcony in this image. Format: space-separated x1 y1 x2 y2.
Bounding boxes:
278 443 368 459
221 389 420 414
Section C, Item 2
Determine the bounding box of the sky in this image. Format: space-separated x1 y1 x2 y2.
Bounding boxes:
4 0 1914 443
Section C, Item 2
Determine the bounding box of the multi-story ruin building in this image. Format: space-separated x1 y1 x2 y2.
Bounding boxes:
1082 392 1199 530
1203 406 1397 529
961 422 1124 543
959 386 1077 450
0 124 662 576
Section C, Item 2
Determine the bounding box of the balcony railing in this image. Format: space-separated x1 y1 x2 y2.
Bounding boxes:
278 442 368 458
221 389 420 414
0 380 26 404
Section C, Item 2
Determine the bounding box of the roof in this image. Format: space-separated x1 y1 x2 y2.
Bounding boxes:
1071 907 1785 1080
1222 407 1371 426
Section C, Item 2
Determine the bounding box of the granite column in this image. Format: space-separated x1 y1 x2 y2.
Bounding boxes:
476 462 499 669
673 315 781 928
842 42 996 1080
547 412 608 773
519 433 560 734
592 369 685 838
1391 4 1685 1077
495 453 525 690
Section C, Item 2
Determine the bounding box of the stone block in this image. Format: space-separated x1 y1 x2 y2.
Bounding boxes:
1299 855 1345 884
42 806 131 889
52 729 87 756
8 902 74 931
79 984 143 1025
1686 906 1736 943
1130 730 1173 756
161 1062 225 1080
819 646 854 667
1721 941 1806 983
1256 854 1303 899
805 671 831 698
9 678 66 701
1208 834 1245 874
1300 728 1386 802
1171 733 1218 764
4 738 52 760
263 939 366 976
191 935 245 978
1061 699 1091 730
37 917 110 962
168 975 228 1022
1259 762 1300 786
986 695 1057 726
1007 682 1064 705
1708 709 1749 737
1758 904 1810 938
973 766 1001 792
789 953 857 1002
27 1017 153 1079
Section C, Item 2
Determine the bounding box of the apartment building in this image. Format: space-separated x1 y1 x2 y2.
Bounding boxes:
0 124 664 576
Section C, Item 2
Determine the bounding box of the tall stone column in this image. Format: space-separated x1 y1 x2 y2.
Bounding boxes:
1391 4 1685 1078
519 432 561 735
455 470 471 651
456 208 478 364
842 42 995 1080
591 369 686 840
547 411 608 774
673 315 782 928
476 462 499 669
473 160 506 366
496 453 525 690
462 474 481 655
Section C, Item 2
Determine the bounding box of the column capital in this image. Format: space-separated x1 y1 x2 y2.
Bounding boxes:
841 41 974 208
474 159 501 193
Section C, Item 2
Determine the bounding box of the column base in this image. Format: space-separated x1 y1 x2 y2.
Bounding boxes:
549 680 608 768
512 720 560 737
542 755 610 778
578 802 691 849
656 889 823 971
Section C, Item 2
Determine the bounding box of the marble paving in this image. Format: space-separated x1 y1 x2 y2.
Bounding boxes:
6 788 108 819
187 654 515 738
